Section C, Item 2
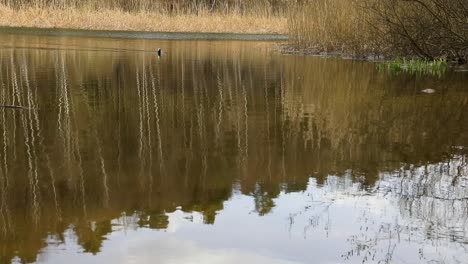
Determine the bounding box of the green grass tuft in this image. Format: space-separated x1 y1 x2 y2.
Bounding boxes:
378 58 448 76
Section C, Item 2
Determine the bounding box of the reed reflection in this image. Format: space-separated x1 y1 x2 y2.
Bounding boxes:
0 35 466 263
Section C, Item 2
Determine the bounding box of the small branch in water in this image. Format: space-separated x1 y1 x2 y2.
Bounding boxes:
0 105 30 110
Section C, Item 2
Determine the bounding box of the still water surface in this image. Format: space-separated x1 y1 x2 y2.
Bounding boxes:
0 34 467 264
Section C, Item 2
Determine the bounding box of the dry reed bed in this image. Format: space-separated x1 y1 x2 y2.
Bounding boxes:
287 0 468 60
287 0 376 56
0 5 287 34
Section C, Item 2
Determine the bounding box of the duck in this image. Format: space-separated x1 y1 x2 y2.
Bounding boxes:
157 48 162 57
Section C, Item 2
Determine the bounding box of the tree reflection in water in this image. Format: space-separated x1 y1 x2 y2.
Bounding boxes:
0 34 466 263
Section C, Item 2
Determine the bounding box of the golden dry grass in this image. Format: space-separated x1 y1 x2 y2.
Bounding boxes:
287 0 376 55
287 0 468 60
0 5 287 34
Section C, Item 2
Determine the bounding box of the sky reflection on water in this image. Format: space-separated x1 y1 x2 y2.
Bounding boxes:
37 158 468 264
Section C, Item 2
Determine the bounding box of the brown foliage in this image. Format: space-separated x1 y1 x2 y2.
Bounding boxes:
288 0 468 61
368 0 468 61
0 0 289 16
0 5 286 33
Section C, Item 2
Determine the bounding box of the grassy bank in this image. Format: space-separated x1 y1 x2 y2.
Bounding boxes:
0 4 286 34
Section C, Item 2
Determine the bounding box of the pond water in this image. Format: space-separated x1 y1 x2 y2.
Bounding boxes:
0 34 467 264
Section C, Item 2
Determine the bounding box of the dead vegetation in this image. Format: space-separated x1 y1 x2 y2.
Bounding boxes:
287 0 468 62
0 5 286 34
0 0 288 34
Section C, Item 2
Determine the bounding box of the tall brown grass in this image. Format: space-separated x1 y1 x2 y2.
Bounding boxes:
287 0 468 61
287 0 377 56
0 0 288 16
0 4 286 33
0 0 289 34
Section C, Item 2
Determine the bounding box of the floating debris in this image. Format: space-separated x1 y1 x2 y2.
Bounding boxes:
421 89 435 94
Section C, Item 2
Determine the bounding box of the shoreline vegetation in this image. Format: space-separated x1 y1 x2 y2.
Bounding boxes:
287 0 467 64
0 5 286 34
0 0 466 64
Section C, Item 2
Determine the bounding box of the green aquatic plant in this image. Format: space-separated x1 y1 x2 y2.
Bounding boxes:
378 58 448 76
